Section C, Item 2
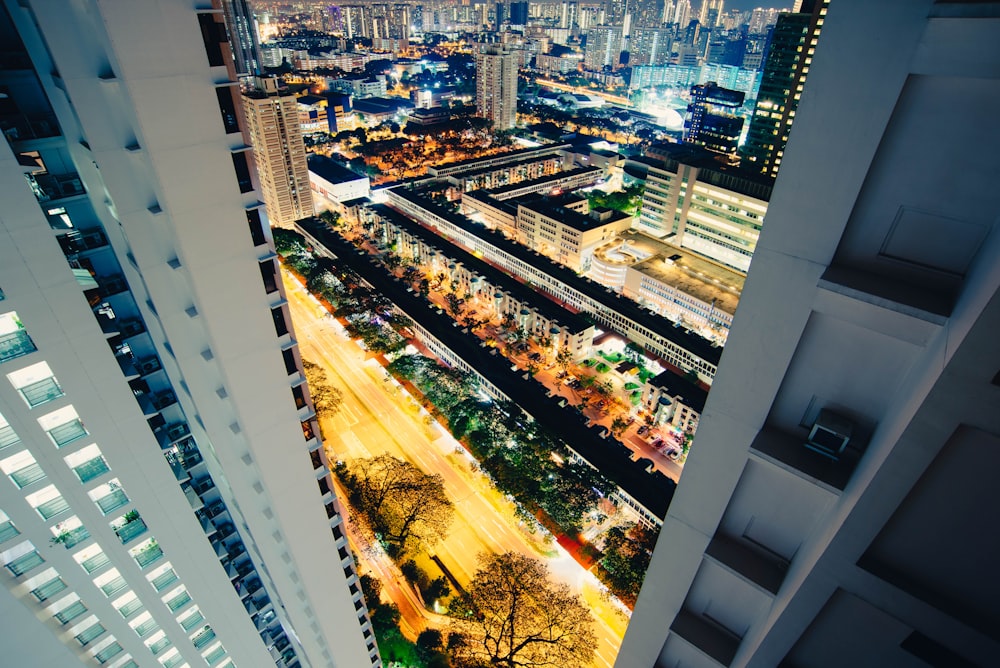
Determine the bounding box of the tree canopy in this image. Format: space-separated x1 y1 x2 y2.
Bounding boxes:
450 552 596 668
341 454 454 555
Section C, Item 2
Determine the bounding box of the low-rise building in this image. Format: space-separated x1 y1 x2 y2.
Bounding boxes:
297 94 329 133
516 198 632 273
308 156 370 209
641 370 707 434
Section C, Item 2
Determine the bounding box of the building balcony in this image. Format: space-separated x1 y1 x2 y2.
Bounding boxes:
96 274 129 297
113 516 147 544
0 328 37 364
1 113 60 143
704 534 788 596
749 424 860 494
58 228 108 257
670 609 740 667
27 172 86 203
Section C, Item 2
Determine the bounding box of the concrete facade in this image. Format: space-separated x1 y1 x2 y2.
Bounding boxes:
617 3 1000 667
0 3 377 667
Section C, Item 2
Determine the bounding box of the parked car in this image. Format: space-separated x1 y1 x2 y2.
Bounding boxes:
637 425 648 435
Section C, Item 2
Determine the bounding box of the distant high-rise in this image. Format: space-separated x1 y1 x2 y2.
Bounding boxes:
0 2 378 667
741 0 827 178
220 0 263 77
475 44 519 131
584 25 623 70
242 76 314 228
616 2 1000 667
630 27 674 67
683 81 745 158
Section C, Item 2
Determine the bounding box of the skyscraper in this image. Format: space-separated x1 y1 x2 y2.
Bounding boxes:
584 25 624 70
0 2 377 667
740 0 827 178
630 27 674 67
475 44 519 131
242 76 314 229
616 2 1000 666
683 81 745 158
220 0 263 77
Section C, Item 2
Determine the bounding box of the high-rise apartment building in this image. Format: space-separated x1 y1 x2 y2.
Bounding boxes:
0 2 377 667
242 76 314 229
740 0 827 178
475 44 519 131
683 81 745 158
617 2 999 666
630 27 674 67
220 0 263 77
584 25 624 70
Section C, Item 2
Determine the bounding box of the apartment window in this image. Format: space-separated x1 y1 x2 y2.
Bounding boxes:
98 573 128 598
54 600 88 625
94 641 123 664
215 87 240 134
147 633 172 654
27 485 69 520
259 259 279 294
317 476 330 496
191 625 216 649
231 153 253 193
148 567 178 592
179 608 205 632
38 406 87 447
197 14 225 67
79 550 111 574
247 209 267 246
271 306 289 337
325 502 336 519
282 348 297 375
114 594 143 619
6 546 45 576
0 412 19 451
7 362 64 408
31 575 67 601
294 386 308 411
164 588 191 612
0 311 36 364
90 480 129 515
75 620 106 646
3 450 46 489
130 613 159 637
65 445 111 485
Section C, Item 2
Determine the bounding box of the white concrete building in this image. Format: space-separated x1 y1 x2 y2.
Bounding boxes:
617 3 1000 667
0 2 378 667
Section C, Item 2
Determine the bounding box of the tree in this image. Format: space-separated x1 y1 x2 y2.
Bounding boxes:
346 454 454 554
623 341 645 364
555 346 573 372
611 416 629 438
450 552 596 668
596 524 659 608
302 359 344 420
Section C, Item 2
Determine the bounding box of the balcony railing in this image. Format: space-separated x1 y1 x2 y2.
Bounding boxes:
27 172 85 203
18 376 64 407
0 520 20 543
0 328 37 364
6 549 45 576
10 462 46 489
57 229 108 256
0 424 20 450
134 542 163 569
81 551 110 574
114 517 147 544
0 113 60 141
150 568 178 592
48 419 88 447
36 495 69 519
95 488 129 515
73 456 109 483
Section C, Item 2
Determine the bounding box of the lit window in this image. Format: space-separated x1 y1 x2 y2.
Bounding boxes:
8 361 64 408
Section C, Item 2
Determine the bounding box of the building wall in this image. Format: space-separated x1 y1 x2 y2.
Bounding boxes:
617 2 1000 666
0 2 377 667
475 45 518 131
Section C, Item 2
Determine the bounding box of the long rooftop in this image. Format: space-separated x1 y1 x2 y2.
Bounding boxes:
389 187 725 367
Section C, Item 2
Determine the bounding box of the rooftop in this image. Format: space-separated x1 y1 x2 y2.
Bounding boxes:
308 156 367 184
648 369 708 413
519 200 631 233
388 188 724 367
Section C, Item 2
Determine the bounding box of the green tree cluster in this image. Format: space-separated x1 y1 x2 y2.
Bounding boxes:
595 523 659 608
387 354 614 535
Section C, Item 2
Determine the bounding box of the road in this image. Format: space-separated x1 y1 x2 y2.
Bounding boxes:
284 271 628 667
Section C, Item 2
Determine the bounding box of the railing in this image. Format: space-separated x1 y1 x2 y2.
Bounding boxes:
0 328 37 364
18 376 64 407
95 488 129 515
0 520 20 543
0 424 21 450
31 576 66 601
0 113 60 141
134 543 163 569
57 228 108 256
7 550 45 576
48 419 87 447
165 589 191 612
81 551 110 574
99 575 128 597
10 462 45 488
27 172 85 203
37 495 69 519
73 456 109 483
150 568 178 592
114 517 147 544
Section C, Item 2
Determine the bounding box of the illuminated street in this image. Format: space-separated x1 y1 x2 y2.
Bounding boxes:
284 270 629 668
